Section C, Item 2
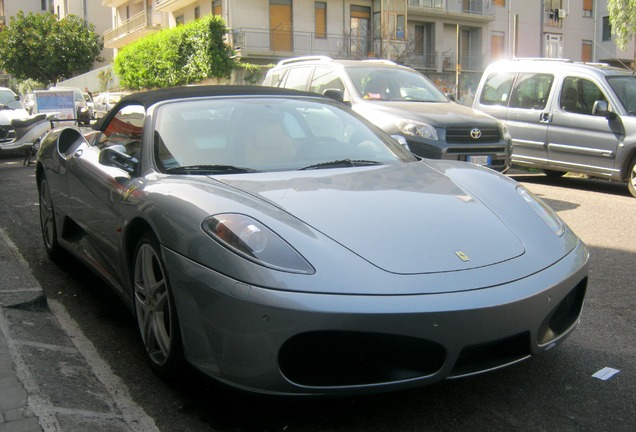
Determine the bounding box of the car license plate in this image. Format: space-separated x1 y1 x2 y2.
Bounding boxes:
468 155 491 166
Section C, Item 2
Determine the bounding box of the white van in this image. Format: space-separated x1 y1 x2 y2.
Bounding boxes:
473 59 636 197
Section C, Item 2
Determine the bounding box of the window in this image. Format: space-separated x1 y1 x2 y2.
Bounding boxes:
212 0 222 16
583 0 593 17
101 105 145 159
479 72 515 106
280 66 313 91
195 6 200 20
602 16 611 41
309 66 345 96
176 14 185 26
582 40 593 62
509 73 554 109
560 77 607 115
315 2 326 39
491 32 505 61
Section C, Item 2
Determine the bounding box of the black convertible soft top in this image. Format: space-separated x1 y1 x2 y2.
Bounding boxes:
92 85 327 130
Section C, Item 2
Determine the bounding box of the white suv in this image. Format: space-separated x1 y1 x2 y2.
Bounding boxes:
263 56 511 171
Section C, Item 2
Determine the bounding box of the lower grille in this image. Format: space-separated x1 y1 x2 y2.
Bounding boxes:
279 331 445 387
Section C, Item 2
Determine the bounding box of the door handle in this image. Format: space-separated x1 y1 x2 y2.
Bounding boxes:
73 149 83 157
539 112 551 123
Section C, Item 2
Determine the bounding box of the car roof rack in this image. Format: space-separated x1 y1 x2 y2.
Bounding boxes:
276 56 333 66
362 59 398 65
511 57 572 62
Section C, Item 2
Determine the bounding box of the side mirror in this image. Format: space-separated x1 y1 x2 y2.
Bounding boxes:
323 89 351 107
99 145 138 174
592 100 616 120
391 134 411 151
446 93 456 102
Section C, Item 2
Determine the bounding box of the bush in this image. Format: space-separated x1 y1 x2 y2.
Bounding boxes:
114 15 233 90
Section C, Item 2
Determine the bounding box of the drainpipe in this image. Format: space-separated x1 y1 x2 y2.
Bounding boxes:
540 0 544 57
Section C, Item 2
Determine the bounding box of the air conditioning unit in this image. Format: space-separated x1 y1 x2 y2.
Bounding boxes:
558 9 567 19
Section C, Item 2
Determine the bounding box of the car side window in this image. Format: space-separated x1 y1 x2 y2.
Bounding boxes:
509 73 554 109
479 72 515 105
281 66 313 91
98 104 145 158
560 76 608 115
309 66 346 97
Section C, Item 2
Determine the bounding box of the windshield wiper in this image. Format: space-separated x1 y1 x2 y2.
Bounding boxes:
299 159 381 170
166 164 258 174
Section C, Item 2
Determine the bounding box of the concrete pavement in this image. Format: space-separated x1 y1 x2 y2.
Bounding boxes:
0 227 159 432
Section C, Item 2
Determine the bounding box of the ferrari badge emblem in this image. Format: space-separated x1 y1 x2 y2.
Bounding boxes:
455 251 470 262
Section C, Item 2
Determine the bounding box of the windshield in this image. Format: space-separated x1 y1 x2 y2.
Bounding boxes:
606 75 636 115
0 89 25 110
153 97 417 174
346 66 448 102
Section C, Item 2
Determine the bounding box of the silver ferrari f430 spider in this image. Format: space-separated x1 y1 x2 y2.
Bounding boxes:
36 85 588 396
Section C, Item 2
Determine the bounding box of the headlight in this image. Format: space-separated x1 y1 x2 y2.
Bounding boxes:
517 186 565 236
202 213 315 274
396 119 439 140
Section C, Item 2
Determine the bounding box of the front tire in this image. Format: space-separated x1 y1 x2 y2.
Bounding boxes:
628 158 636 198
39 177 61 259
133 232 184 378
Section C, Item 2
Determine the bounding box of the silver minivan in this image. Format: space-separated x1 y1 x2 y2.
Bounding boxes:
473 59 636 197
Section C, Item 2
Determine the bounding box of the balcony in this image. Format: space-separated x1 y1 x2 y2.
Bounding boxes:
405 51 439 70
230 28 372 60
154 0 197 13
408 0 495 21
104 10 167 49
102 0 131 8
440 51 484 72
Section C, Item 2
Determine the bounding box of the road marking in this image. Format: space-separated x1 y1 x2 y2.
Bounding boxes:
48 299 160 432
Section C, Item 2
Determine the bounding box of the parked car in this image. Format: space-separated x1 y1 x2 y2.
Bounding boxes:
36 85 588 396
473 58 636 197
263 56 511 171
0 87 29 144
49 87 91 125
83 92 95 119
93 91 129 119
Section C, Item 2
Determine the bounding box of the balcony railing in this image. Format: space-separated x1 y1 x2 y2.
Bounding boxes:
231 28 372 59
408 0 495 17
441 52 484 72
408 0 445 9
405 51 439 70
104 10 166 49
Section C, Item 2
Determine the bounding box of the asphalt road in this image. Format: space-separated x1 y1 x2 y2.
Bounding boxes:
1 152 634 432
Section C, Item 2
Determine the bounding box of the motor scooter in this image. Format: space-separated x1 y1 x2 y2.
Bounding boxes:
0 108 56 165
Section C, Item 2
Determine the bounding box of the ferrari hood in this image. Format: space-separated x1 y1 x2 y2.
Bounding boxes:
218 162 525 274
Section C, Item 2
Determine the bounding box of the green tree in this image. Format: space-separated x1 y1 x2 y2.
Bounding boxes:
0 11 103 85
607 0 636 50
114 15 233 89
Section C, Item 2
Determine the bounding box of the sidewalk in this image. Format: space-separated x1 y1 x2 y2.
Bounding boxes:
0 227 159 432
